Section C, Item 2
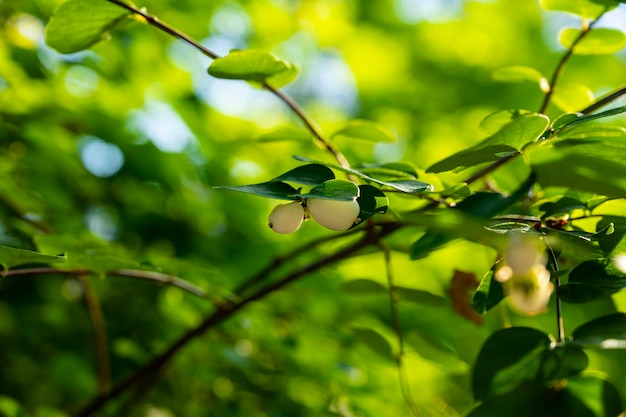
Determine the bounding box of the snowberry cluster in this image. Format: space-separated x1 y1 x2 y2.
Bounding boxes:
268 198 360 234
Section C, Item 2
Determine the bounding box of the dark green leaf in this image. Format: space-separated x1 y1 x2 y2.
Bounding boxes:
571 313 626 349
0 246 66 271
472 268 505 314
539 197 587 219
340 279 386 294
560 28 626 55
472 327 550 401
396 287 446 306
208 50 297 86
427 113 549 173
547 374 624 417
214 181 299 200
340 279 445 306
271 164 335 186
552 106 626 131
294 179 359 201
45 0 131 54
293 156 433 193
597 216 626 257
332 119 396 143
560 260 626 303
256 127 312 142
357 162 418 179
352 327 394 361
354 184 388 224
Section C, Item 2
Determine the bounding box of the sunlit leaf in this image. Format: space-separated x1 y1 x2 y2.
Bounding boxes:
472 267 505 314
551 83 595 112
560 28 626 55
352 327 394 361
45 0 131 54
0 246 66 271
256 126 312 142
541 0 613 18
293 179 359 201
552 106 626 130
492 66 549 92
427 113 549 173
208 50 297 87
332 119 396 143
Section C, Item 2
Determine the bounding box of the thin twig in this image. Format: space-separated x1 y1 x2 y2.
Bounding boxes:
579 84 626 115
380 243 421 417
0 196 52 233
544 239 564 342
105 0 353 171
73 223 401 417
77 275 110 395
4 267 218 303
538 16 603 114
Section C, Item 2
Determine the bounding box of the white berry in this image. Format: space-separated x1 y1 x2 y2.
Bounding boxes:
307 198 360 231
268 202 305 234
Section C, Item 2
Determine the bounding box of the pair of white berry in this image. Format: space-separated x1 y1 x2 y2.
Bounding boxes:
268 199 360 234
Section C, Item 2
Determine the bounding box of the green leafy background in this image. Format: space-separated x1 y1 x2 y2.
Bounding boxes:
0 0 625 416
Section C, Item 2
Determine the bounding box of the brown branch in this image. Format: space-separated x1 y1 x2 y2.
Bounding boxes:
73 223 401 417
105 0 353 172
77 275 110 395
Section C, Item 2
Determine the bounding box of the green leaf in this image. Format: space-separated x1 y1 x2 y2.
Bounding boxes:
354 184 389 224
256 127 313 143
352 327 394 361
332 119 396 143
271 164 335 186
551 83 595 112
294 179 359 201
410 174 535 259
548 374 624 417
531 138 626 198
0 245 66 272
208 50 297 87
597 216 626 257
472 268 505 314
357 162 418 179
492 66 549 92
214 181 299 200
540 0 612 18
293 156 432 193
552 106 626 131
427 113 549 173
396 287 446 306
340 279 386 294
571 313 626 349
45 0 131 54
472 327 550 401
560 259 626 303
560 28 626 55
539 197 587 218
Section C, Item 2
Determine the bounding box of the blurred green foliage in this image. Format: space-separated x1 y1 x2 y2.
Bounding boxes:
0 0 625 416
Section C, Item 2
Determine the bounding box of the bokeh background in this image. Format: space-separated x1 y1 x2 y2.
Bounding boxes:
1 0 625 416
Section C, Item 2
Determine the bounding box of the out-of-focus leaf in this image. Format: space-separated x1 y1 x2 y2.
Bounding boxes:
45 0 131 54
332 119 396 143
540 0 613 18
560 28 626 55
340 279 386 294
214 181 299 200
472 268 505 314
352 327 394 361
427 113 549 173
551 84 595 112
492 66 549 92
539 197 587 218
530 138 626 198
0 246 65 271
472 327 550 401
271 164 335 186
256 127 312 142
560 259 626 303
571 313 626 349
396 287 446 306
340 279 445 306
208 50 297 87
